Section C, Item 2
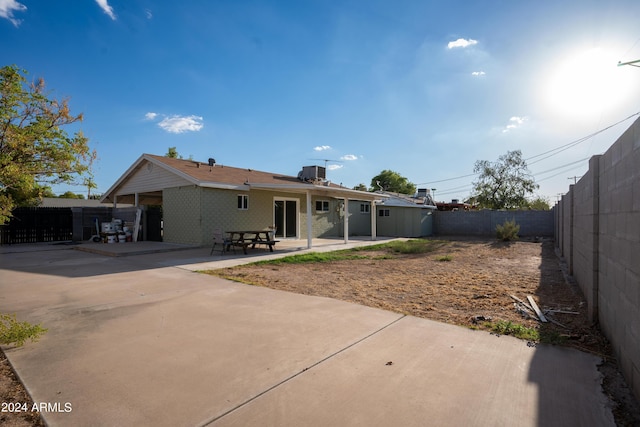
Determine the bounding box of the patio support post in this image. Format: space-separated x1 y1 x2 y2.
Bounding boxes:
343 198 349 244
135 192 139 207
306 190 312 249
370 200 377 241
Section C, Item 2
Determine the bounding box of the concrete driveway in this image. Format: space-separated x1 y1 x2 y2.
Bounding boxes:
0 244 614 426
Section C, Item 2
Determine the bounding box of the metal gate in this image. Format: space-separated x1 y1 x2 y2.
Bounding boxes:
0 207 73 244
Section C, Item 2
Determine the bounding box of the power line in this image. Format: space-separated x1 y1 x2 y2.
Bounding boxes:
535 163 586 183
414 173 477 185
417 111 639 188
531 157 590 177
525 112 640 165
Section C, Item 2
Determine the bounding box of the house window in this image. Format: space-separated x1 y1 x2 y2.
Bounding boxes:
237 194 248 210
315 200 329 212
360 203 370 214
379 209 390 217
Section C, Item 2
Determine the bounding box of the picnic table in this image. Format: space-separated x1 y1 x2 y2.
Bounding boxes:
226 230 279 255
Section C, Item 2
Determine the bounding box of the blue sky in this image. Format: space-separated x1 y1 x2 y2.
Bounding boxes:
2 0 640 203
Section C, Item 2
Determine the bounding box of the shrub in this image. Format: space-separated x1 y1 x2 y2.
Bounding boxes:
496 219 520 241
0 313 48 347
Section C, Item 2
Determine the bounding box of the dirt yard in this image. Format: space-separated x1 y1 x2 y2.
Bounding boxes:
1 237 638 426
214 238 604 351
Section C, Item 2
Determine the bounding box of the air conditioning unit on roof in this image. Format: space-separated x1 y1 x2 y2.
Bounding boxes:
298 165 326 181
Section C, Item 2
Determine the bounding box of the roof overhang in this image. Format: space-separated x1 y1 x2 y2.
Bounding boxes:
246 183 388 201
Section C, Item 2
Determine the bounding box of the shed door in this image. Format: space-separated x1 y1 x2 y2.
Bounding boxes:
274 199 297 238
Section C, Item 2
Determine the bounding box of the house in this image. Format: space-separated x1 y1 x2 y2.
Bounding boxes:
349 191 436 238
100 154 388 248
436 199 473 211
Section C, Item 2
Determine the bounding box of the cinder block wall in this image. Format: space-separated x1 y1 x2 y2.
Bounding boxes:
555 117 640 402
572 157 600 322
433 210 554 237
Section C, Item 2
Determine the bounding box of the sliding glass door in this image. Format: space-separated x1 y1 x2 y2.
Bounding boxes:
274 199 298 238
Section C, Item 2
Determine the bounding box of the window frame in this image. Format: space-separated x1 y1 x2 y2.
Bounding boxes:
237 194 249 210
315 200 330 213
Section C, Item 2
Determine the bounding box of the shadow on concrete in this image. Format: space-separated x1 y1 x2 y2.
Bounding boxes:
527 240 614 426
0 238 396 279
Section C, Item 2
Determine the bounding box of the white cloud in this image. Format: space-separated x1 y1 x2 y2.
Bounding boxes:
472 71 486 76
145 112 158 120
314 145 331 151
327 164 343 171
95 0 116 20
447 38 478 49
158 115 204 134
0 0 27 27
340 154 358 161
502 116 527 133
145 9 153 19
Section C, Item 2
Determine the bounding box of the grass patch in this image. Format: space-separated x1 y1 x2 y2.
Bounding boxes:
436 254 453 262
488 320 539 341
381 239 448 254
252 251 369 265
247 239 449 266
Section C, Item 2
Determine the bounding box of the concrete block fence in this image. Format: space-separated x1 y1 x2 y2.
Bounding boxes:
555 117 640 402
433 209 554 237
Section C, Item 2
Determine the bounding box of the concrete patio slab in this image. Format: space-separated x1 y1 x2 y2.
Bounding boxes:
215 316 612 427
0 244 615 426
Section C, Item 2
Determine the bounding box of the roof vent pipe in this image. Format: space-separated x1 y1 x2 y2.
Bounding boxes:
208 158 216 167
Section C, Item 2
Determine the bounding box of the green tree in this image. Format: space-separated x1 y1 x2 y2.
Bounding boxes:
83 177 97 199
59 191 84 199
370 170 416 195
39 186 56 198
0 65 95 224
527 195 550 210
472 150 538 209
352 183 368 192
165 147 181 159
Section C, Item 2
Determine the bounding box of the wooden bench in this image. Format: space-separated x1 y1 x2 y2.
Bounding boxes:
250 239 280 252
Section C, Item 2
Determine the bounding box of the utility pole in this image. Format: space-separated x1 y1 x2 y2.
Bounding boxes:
568 176 581 184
